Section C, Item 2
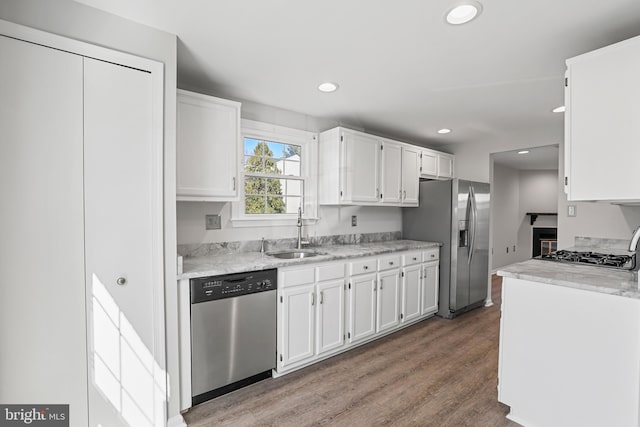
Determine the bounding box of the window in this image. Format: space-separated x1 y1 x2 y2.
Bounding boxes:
232 120 318 226
243 138 303 214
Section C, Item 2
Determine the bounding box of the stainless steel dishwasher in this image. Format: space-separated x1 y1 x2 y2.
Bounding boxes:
190 268 277 405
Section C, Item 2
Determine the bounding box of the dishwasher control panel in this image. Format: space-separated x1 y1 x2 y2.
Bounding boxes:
190 269 277 303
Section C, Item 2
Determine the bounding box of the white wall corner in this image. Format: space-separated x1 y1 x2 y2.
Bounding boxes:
167 414 187 427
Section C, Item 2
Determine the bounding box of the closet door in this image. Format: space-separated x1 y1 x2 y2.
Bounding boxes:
84 58 163 427
0 35 88 424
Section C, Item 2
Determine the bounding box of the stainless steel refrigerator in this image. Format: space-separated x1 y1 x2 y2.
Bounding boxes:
402 179 490 318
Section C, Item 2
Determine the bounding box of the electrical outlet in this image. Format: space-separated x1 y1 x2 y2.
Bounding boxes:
568 205 577 217
205 214 221 230
351 215 357 226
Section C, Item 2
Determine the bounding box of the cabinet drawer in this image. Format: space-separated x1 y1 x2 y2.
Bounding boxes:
281 267 315 288
402 251 422 266
378 255 401 271
317 263 345 282
350 258 377 275
423 248 439 262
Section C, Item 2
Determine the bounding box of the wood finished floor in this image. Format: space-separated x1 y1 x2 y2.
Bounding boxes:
184 275 520 427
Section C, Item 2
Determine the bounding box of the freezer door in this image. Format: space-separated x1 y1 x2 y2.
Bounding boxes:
451 179 471 312
469 182 490 306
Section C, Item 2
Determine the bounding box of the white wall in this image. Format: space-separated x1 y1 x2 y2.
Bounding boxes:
557 141 640 248
492 164 521 269
0 2 182 423
177 202 401 245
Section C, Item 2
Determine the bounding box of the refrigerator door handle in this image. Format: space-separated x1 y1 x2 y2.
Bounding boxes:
469 185 477 265
465 188 473 264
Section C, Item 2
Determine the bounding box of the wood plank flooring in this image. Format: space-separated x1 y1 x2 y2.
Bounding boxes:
184 275 520 426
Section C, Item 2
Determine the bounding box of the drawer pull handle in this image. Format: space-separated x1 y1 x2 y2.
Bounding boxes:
389 261 394 265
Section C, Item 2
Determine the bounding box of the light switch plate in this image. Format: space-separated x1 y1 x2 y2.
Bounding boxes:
567 205 577 217
206 214 221 230
351 215 357 226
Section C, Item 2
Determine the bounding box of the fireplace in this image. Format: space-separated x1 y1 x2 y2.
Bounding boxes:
532 227 557 257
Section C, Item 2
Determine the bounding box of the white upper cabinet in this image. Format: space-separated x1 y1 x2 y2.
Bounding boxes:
319 127 426 206
176 89 241 201
401 145 420 205
343 129 381 203
380 140 403 204
420 149 454 180
565 35 640 201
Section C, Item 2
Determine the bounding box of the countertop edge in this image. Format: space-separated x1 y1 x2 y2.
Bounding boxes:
178 240 442 280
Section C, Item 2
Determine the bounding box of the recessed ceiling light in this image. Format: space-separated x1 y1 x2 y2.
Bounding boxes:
552 105 566 113
318 82 339 93
445 1 483 25
437 128 452 134
518 150 530 154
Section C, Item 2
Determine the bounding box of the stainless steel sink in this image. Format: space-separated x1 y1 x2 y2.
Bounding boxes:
267 250 325 259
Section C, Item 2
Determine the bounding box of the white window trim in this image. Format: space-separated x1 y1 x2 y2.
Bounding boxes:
231 119 318 227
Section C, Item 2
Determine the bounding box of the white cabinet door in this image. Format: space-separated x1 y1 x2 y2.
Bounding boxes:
420 149 438 178
0 36 88 422
280 285 316 367
376 269 400 333
380 140 402 204
402 146 420 205
349 273 377 343
316 279 345 355
177 90 241 201
565 36 640 201
437 153 454 179
84 58 164 427
343 130 380 203
401 264 422 322
421 262 439 316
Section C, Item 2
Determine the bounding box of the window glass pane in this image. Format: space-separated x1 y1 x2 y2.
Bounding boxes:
283 159 300 176
284 144 301 158
244 155 265 173
266 196 285 214
245 196 266 214
264 177 284 197
265 157 282 175
244 138 260 156
284 179 302 197
284 196 301 214
244 177 265 195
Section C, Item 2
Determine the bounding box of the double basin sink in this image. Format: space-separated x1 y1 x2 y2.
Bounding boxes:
266 249 327 259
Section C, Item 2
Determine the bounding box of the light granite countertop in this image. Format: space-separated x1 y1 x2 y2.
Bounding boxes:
179 239 441 279
497 258 640 300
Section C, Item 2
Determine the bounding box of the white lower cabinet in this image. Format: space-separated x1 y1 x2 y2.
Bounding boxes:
349 272 378 343
316 279 346 355
280 284 316 367
276 250 439 375
376 268 401 333
421 262 439 316
402 264 422 322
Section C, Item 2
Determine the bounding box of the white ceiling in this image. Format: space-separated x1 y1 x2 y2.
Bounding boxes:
493 145 559 170
75 0 640 150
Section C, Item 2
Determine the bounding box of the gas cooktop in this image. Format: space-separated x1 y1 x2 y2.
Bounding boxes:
539 250 636 270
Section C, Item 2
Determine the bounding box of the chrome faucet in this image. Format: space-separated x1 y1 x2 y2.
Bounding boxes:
297 207 304 250
629 227 640 270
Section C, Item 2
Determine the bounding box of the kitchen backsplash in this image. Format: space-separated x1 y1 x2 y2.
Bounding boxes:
574 236 631 251
177 231 402 258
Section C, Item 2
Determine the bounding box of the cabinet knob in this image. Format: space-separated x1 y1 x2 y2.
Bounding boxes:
116 277 127 286
389 261 394 265
412 257 417 261
363 265 368 270
431 254 435 258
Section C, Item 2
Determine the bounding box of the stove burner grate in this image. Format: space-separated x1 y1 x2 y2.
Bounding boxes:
539 250 635 270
